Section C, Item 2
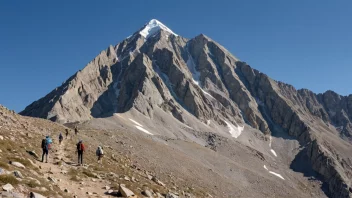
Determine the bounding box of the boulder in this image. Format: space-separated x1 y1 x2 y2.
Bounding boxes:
26 151 39 159
47 177 57 183
9 161 25 169
14 170 23 178
29 192 47 198
152 176 165 186
142 190 153 197
2 183 14 192
166 193 179 198
119 184 135 197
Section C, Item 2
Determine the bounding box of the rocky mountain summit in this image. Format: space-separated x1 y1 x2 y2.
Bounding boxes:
20 19 352 197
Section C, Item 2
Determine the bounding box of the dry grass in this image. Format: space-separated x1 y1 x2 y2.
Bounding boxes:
0 161 10 169
0 174 19 185
82 170 97 178
25 179 40 188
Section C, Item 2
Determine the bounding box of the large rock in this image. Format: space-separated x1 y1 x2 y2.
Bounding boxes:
29 192 47 198
9 161 25 169
166 193 179 198
119 184 135 197
13 170 23 178
2 183 14 192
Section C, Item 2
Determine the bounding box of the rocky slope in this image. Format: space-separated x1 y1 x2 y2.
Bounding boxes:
0 104 213 198
20 19 352 197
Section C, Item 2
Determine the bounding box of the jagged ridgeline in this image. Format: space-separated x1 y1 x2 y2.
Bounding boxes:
21 19 352 197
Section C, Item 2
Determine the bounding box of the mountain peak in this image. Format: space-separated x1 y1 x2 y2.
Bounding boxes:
139 19 178 39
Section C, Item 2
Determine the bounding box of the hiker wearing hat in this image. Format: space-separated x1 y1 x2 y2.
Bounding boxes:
76 140 85 165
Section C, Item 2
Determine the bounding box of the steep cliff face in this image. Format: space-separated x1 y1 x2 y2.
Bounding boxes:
20 19 351 197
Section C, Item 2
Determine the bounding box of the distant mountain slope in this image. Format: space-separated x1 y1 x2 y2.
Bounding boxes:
20 19 352 197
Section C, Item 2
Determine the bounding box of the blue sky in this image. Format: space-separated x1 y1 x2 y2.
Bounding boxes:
0 0 351 112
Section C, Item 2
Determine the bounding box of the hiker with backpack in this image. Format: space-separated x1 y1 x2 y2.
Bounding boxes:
59 133 63 145
76 140 85 165
65 129 69 139
41 136 52 163
96 146 104 164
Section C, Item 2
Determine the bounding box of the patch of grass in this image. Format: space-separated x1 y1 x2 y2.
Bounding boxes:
0 161 10 169
68 168 82 182
70 175 81 182
0 174 19 185
25 179 40 188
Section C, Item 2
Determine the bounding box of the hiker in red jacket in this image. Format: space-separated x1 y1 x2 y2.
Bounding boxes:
76 140 85 165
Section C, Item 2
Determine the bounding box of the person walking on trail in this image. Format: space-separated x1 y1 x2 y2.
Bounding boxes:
65 129 69 139
41 136 52 163
59 133 63 145
96 146 104 164
76 140 85 165
75 126 78 135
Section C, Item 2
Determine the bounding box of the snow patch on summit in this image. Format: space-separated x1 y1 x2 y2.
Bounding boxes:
139 19 178 39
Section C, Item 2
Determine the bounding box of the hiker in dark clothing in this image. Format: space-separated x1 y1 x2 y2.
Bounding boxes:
65 129 69 139
59 133 63 145
75 126 78 135
76 140 85 165
41 136 51 163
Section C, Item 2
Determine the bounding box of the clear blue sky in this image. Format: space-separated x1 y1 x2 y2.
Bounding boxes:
1 0 351 112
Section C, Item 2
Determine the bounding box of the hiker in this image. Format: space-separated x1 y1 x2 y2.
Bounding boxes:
96 146 104 164
41 136 51 163
59 133 63 145
75 126 78 135
76 140 85 165
65 129 69 138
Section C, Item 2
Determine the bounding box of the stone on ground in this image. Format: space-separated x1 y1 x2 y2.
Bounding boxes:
2 183 14 192
14 170 23 178
119 184 135 197
10 161 25 169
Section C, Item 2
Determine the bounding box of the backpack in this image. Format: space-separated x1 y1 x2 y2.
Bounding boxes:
96 147 103 156
41 139 49 150
77 143 85 152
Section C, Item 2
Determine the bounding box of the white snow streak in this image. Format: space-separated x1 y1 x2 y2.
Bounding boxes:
129 119 143 127
269 136 272 147
201 89 215 99
139 19 177 39
187 57 201 85
264 164 285 180
263 165 268 170
269 171 285 180
270 149 277 157
135 126 153 135
225 121 244 138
